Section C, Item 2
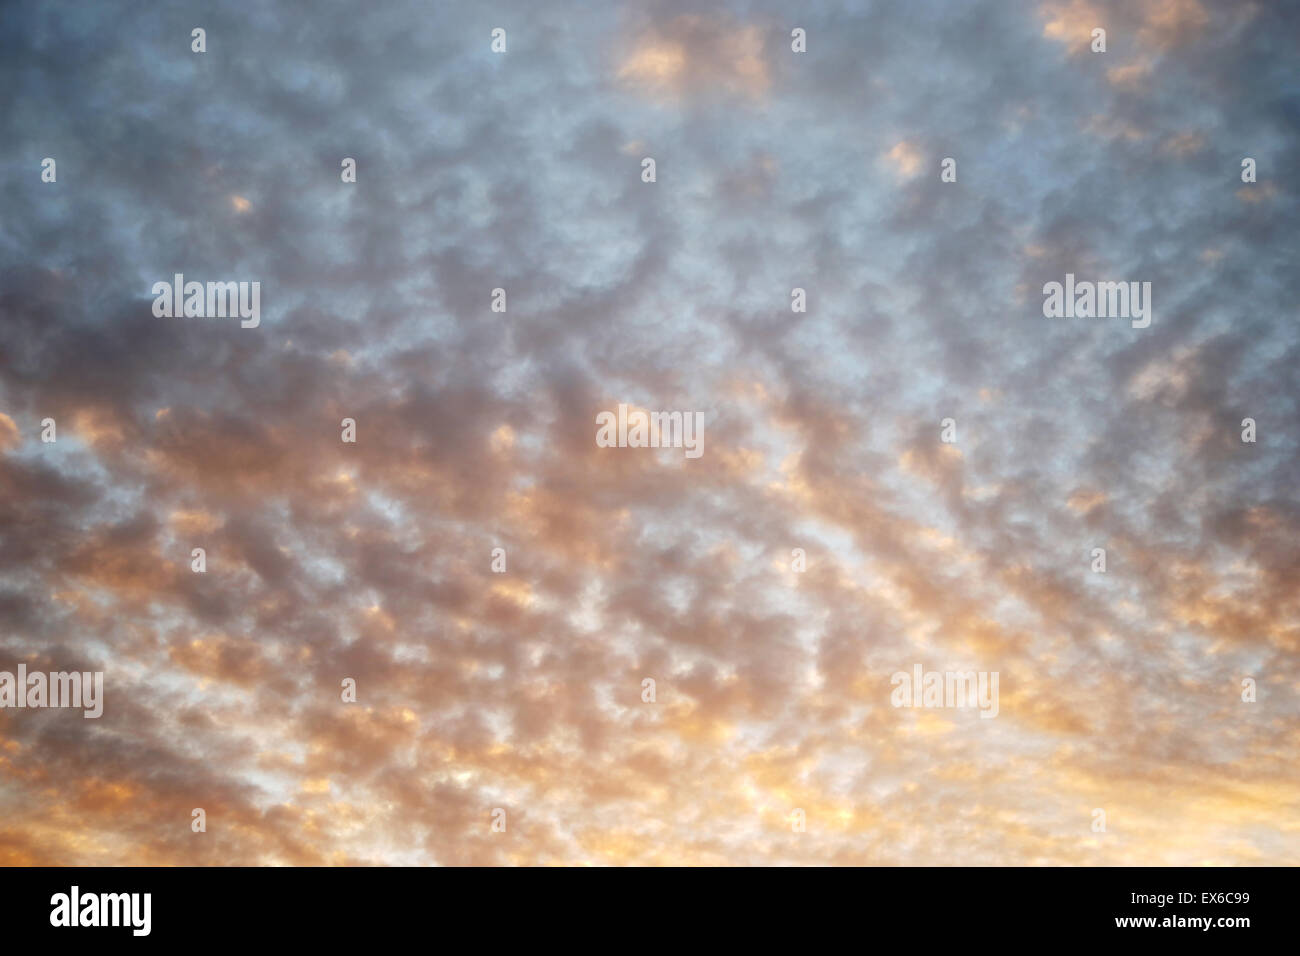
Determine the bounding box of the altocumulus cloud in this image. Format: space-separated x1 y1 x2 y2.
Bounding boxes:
0 0 1296 865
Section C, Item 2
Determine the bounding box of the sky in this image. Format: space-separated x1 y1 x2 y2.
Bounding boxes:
0 0 1297 866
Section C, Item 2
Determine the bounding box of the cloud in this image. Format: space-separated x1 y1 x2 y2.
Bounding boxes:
0 0 1295 866
617 13 772 102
